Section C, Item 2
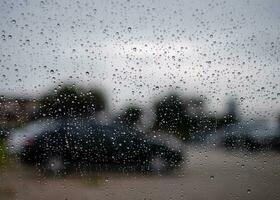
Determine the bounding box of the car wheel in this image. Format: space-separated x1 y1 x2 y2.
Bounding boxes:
149 155 168 173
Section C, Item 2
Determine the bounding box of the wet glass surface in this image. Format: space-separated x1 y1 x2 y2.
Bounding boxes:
0 0 280 199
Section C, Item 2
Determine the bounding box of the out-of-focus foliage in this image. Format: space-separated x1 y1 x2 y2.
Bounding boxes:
0 86 240 143
152 93 239 141
38 84 106 118
0 82 241 143
115 106 142 127
153 94 190 139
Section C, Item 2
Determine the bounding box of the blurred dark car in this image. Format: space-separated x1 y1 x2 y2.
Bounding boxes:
16 118 184 174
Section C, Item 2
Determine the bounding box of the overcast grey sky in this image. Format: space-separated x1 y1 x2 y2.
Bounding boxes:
0 0 279 120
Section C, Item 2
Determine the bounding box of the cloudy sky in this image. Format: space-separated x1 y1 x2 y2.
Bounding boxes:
0 0 279 120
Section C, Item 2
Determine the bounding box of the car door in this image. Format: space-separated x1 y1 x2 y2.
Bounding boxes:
110 127 148 164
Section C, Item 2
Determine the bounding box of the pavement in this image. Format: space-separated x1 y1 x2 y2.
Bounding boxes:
0 145 280 200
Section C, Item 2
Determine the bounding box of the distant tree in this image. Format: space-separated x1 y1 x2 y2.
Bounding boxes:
154 94 186 129
152 93 193 140
116 106 142 127
80 89 106 114
39 84 106 118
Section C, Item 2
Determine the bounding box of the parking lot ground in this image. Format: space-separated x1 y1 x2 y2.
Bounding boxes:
1 145 280 200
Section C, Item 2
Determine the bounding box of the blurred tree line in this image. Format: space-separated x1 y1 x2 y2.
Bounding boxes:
38 84 106 118
151 93 237 141
37 84 238 141
0 83 238 142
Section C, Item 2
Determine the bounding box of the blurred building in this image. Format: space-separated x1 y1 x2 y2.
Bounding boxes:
0 96 39 128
